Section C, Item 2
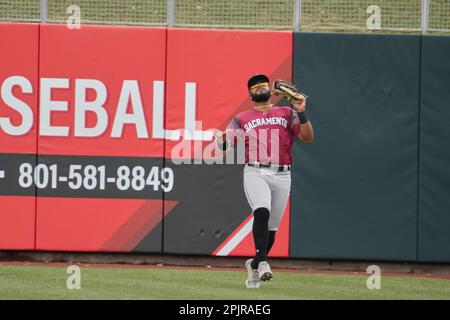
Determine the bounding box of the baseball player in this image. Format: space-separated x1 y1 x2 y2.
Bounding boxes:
216 74 314 288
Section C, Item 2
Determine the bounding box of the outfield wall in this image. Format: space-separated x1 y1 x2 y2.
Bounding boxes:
290 33 420 261
0 23 449 262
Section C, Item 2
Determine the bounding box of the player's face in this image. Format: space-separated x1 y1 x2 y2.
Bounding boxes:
249 82 271 102
249 82 269 92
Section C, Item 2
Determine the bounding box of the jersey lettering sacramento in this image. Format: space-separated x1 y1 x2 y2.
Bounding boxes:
226 106 301 165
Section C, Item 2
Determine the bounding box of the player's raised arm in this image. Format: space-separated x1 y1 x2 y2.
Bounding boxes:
291 100 314 144
214 115 243 157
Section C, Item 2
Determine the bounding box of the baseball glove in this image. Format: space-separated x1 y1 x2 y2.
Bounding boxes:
273 79 308 104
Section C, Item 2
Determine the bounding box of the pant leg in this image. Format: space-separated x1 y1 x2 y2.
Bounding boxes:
243 166 271 212
268 171 291 231
243 166 272 268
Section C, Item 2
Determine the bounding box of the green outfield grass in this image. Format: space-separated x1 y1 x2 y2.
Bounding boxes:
0 265 449 300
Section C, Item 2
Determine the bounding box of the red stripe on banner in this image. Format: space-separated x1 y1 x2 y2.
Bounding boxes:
212 212 253 256
101 200 178 251
213 200 290 257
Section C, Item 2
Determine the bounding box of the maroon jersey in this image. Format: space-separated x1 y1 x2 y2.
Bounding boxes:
226 106 301 165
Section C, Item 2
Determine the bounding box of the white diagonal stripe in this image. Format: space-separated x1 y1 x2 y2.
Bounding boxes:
216 217 254 256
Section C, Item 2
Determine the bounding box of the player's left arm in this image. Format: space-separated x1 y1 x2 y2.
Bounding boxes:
291 100 314 144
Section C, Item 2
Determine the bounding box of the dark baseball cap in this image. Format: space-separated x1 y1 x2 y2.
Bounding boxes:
247 74 270 89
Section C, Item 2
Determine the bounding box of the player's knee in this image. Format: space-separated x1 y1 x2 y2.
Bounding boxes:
254 207 270 224
268 218 281 231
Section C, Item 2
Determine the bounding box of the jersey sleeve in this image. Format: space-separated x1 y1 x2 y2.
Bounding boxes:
290 109 301 137
227 116 241 130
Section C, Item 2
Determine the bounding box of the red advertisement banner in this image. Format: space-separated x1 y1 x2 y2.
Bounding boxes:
0 23 292 255
0 23 39 249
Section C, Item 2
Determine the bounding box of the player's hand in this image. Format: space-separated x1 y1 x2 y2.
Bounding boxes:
215 131 226 144
291 99 306 113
